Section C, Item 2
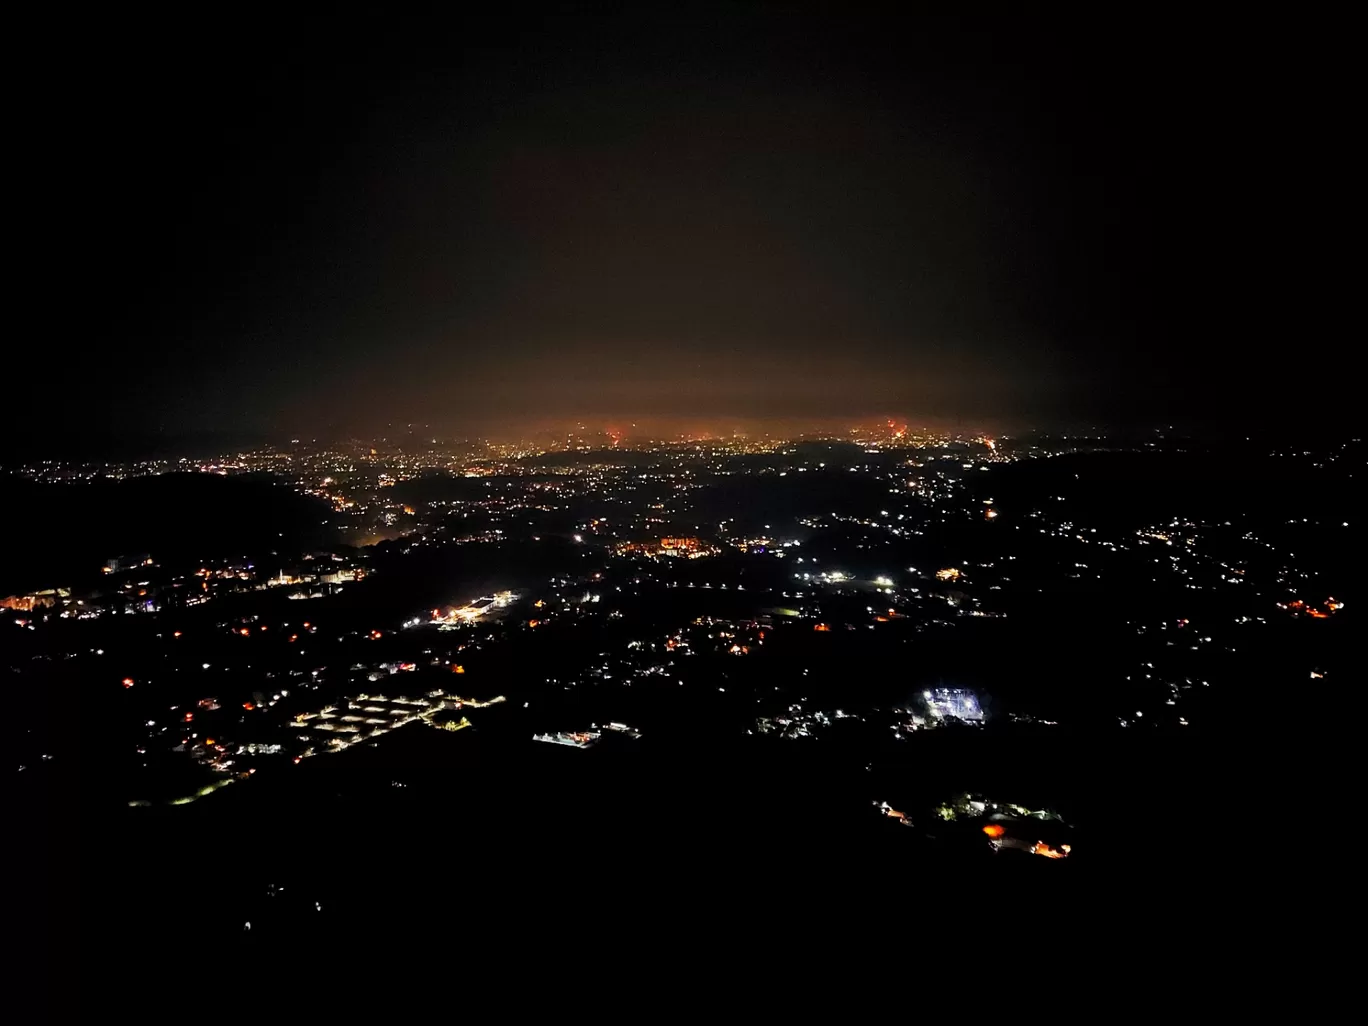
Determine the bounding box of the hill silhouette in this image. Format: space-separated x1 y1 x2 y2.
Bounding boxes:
0 472 336 594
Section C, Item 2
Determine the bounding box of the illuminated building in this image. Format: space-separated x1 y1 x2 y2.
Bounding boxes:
659 537 700 553
532 730 601 748
923 687 983 721
430 591 518 625
616 537 716 558
102 554 152 574
0 588 67 611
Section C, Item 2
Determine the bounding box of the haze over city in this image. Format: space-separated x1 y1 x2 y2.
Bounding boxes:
9 7 1351 453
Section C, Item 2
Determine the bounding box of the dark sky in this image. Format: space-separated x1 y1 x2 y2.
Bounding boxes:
9 6 1353 446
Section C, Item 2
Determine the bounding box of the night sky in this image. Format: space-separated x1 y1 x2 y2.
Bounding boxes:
9 7 1350 447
